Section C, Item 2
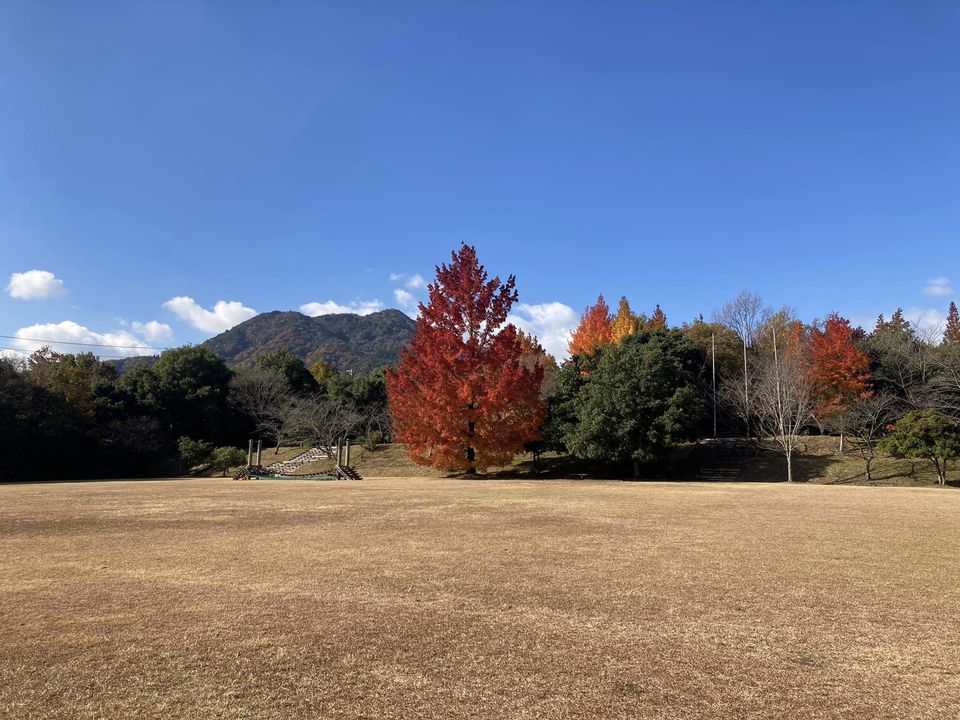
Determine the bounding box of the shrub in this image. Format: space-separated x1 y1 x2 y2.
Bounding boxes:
178 436 213 473
878 410 960 486
210 446 248 476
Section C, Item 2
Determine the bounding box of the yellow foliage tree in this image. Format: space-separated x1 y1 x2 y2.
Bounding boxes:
611 296 639 342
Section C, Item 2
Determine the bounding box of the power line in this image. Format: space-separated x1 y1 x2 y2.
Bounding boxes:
0 345 153 360
0 334 169 351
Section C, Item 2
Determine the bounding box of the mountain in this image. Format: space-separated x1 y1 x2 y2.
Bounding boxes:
200 309 417 372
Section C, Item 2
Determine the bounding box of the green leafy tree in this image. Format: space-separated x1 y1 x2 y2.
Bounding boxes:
309 359 337 385
153 346 234 443
210 446 248 476
255 348 319 396
178 436 214 472
879 410 960 486
562 330 708 475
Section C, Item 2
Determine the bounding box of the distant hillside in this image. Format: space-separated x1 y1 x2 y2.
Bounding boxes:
201 309 416 372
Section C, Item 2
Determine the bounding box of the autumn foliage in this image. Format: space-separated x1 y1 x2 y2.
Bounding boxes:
386 245 545 472
568 294 613 356
645 304 667 330
808 313 872 419
610 297 639 342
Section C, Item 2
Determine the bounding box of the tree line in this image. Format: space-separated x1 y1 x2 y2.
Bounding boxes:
0 345 390 480
387 246 960 484
6 245 960 484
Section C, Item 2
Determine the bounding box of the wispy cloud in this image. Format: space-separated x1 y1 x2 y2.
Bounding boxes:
299 299 383 317
406 274 426 289
163 297 257 333
6 270 67 300
924 276 953 297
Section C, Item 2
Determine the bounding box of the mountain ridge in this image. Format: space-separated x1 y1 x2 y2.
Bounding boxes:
110 309 416 374
201 308 416 372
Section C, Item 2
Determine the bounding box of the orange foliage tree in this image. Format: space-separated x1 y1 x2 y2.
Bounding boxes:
386 245 545 472
645 304 667 329
808 313 872 424
568 294 613 356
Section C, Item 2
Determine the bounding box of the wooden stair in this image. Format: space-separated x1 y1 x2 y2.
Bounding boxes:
335 465 363 481
694 439 755 481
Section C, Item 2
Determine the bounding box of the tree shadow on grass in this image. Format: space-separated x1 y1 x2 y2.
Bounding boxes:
736 445 839 484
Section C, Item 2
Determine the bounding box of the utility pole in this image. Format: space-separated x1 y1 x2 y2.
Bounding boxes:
711 332 717 438
742 337 750 438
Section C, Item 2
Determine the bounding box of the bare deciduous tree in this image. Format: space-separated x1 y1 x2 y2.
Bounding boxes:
714 291 770 437
229 369 296 454
288 396 363 455
843 393 901 482
751 327 813 483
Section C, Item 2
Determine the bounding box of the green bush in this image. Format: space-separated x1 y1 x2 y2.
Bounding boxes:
879 410 960 486
210 446 248 476
177 436 213 472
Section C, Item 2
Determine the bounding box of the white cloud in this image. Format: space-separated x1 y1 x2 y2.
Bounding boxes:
11 321 157 357
902 307 947 339
924 276 953 297
389 272 406 282
6 270 67 300
406 274 426 289
507 301 579 360
299 299 383 317
393 288 419 314
163 296 257 333
132 320 173 343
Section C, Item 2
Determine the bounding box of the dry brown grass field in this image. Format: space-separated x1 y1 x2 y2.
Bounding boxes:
1 477 959 719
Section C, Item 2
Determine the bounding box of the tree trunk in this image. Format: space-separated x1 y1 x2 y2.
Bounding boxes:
839 432 844 457
633 461 640 478
786 449 793 483
865 456 872 482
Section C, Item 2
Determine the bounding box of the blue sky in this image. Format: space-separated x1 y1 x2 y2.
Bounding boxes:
2 1 958 359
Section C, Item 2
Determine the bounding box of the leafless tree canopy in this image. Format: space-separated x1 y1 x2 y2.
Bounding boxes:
287 396 363 454
714 290 769 346
842 393 901 482
749 335 813 483
229 369 297 453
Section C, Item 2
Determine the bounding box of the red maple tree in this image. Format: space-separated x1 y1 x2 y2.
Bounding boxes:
568 294 613 356
386 245 545 472
808 313 872 419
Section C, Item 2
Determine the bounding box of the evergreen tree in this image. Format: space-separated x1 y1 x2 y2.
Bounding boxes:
562 330 708 475
944 302 960 346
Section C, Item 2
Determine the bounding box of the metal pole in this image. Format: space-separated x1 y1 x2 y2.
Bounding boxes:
742 338 750 438
711 332 717 438
247 439 254 468
256 439 262 466
345 438 351 467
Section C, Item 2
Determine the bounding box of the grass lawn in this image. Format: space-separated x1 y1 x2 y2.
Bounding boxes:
1 477 958 718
